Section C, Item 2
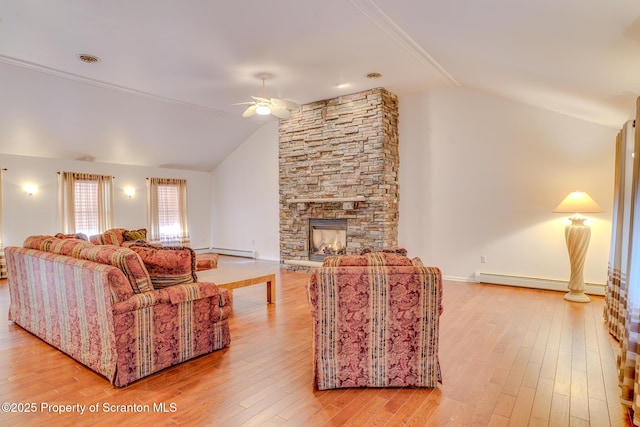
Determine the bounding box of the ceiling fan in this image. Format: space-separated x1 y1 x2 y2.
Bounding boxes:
235 74 299 119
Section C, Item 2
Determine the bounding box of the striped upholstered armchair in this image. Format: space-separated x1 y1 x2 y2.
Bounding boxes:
307 251 443 390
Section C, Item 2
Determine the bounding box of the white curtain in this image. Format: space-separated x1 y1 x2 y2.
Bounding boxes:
608 98 640 426
605 120 635 340
146 177 190 247
58 171 114 234
0 167 5 279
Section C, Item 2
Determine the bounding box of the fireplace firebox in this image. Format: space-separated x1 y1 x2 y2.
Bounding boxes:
309 218 347 261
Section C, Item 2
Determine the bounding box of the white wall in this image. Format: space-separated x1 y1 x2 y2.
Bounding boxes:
211 121 280 260
398 87 616 283
1 153 212 249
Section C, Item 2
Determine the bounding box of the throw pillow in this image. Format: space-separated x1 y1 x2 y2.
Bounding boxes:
123 228 147 241
55 232 89 241
360 247 408 256
128 242 197 289
102 228 127 246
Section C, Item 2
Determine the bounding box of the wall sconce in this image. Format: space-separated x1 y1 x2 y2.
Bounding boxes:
124 187 136 198
23 183 38 196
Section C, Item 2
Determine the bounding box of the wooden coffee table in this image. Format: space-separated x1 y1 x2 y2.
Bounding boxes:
197 267 276 304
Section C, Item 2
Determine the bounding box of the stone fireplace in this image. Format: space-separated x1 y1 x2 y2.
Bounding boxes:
279 88 399 271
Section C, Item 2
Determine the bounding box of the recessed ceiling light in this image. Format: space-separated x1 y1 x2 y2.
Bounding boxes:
366 72 382 79
77 54 100 64
335 83 350 89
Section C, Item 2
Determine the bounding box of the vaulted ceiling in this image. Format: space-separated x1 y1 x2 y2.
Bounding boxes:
1 0 639 171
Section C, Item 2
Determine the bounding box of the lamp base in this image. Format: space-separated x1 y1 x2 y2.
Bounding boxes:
562 220 591 304
563 290 591 303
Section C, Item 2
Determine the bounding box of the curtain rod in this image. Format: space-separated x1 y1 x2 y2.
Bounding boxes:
56 171 115 178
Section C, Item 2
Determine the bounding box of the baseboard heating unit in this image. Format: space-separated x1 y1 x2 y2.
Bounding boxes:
474 273 605 296
209 248 257 259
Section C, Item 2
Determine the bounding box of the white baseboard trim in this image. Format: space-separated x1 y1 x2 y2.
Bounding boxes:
209 247 256 259
474 273 605 296
192 248 210 254
443 275 475 283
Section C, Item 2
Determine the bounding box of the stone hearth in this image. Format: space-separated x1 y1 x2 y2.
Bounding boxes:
279 87 399 271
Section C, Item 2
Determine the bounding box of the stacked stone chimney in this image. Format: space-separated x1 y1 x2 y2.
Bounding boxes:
279 88 399 271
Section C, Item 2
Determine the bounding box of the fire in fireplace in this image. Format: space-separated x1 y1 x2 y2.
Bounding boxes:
309 218 347 261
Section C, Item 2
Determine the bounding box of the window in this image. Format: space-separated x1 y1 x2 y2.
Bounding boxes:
74 178 100 236
147 178 190 246
58 172 113 236
157 183 180 241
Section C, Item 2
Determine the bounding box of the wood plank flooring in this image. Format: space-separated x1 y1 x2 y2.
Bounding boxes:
0 256 632 426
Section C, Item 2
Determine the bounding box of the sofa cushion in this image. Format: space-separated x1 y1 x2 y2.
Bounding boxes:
77 245 154 294
322 251 414 267
48 238 95 257
127 242 197 289
23 235 153 294
123 228 147 241
23 235 58 252
25 235 93 254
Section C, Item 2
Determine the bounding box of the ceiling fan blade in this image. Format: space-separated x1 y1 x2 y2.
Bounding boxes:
272 98 299 111
242 105 257 117
283 100 299 110
271 106 291 119
251 96 270 103
231 101 256 106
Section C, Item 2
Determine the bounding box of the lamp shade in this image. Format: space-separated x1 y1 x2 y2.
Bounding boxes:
553 191 604 214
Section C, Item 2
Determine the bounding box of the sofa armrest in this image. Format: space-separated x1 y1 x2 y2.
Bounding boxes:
164 282 219 304
111 282 222 314
111 290 171 314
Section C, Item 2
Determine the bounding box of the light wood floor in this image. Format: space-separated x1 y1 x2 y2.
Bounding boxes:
0 256 632 426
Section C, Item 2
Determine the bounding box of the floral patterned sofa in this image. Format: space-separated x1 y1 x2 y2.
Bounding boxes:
307 250 443 390
4 235 231 387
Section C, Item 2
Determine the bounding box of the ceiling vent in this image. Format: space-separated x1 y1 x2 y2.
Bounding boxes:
77 54 100 64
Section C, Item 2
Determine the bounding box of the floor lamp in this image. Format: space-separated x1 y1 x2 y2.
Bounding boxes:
553 191 604 302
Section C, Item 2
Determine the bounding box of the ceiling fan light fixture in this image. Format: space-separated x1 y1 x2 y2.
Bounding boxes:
235 74 298 119
256 104 272 115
